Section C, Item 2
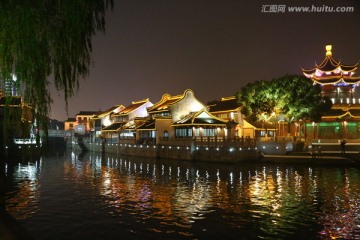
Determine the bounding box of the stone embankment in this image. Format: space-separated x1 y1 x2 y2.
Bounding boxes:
260 151 359 165
71 139 360 165
74 141 260 163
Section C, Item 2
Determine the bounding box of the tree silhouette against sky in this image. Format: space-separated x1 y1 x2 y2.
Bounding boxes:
0 0 113 142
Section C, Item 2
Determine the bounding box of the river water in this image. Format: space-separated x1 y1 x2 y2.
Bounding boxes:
1 150 360 240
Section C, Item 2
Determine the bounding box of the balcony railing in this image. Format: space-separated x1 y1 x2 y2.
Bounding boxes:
100 136 257 148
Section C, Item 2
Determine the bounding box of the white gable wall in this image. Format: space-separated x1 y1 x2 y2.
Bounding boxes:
128 101 153 121
169 90 205 122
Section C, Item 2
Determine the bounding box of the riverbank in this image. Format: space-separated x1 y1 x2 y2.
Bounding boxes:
78 141 260 163
75 140 360 165
261 151 360 165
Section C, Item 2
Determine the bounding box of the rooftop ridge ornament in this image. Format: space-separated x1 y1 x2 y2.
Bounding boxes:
325 44 332 57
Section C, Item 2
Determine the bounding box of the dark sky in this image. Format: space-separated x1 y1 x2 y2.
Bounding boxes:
49 0 360 121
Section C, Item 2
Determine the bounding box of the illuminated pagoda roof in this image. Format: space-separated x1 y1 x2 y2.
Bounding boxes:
302 44 360 85
321 108 360 120
172 109 227 127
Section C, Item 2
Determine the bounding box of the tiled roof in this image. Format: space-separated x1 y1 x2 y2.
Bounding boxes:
309 76 360 85
147 93 182 113
302 45 359 85
76 111 101 116
93 105 124 118
122 118 148 130
207 96 241 112
322 108 360 119
172 109 227 127
303 55 357 74
65 118 76 122
137 119 156 130
115 99 150 115
102 122 125 131
250 121 276 130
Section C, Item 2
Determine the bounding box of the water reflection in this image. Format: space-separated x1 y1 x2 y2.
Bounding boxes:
3 151 360 239
317 169 360 239
4 159 42 220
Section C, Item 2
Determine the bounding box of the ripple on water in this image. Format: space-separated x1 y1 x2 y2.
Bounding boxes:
3 154 360 240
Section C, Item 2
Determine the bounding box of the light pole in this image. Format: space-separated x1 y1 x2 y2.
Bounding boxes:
278 120 284 137
271 112 276 141
343 121 347 139
312 122 316 140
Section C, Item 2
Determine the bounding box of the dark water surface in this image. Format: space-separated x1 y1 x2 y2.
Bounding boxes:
1 150 360 240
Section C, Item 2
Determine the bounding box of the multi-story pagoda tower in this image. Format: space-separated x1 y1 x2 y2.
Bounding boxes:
302 44 360 139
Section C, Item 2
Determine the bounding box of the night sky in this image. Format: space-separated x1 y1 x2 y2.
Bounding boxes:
49 0 360 121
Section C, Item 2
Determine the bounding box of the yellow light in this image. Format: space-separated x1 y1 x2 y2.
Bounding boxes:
325 44 332 56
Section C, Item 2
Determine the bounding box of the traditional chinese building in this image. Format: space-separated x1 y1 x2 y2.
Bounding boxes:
136 93 183 144
102 99 153 143
92 104 125 142
0 94 34 146
64 118 76 131
137 89 228 145
302 44 360 140
75 111 101 136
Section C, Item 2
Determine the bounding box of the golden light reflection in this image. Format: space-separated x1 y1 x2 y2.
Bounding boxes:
58 152 360 238
317 169 360 239
5 160 41 220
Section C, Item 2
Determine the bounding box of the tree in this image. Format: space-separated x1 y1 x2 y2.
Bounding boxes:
236 74 332 132
0 0 113 144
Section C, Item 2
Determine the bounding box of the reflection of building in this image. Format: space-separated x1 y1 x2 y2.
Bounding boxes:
5 160 41 220
302 45 360 140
